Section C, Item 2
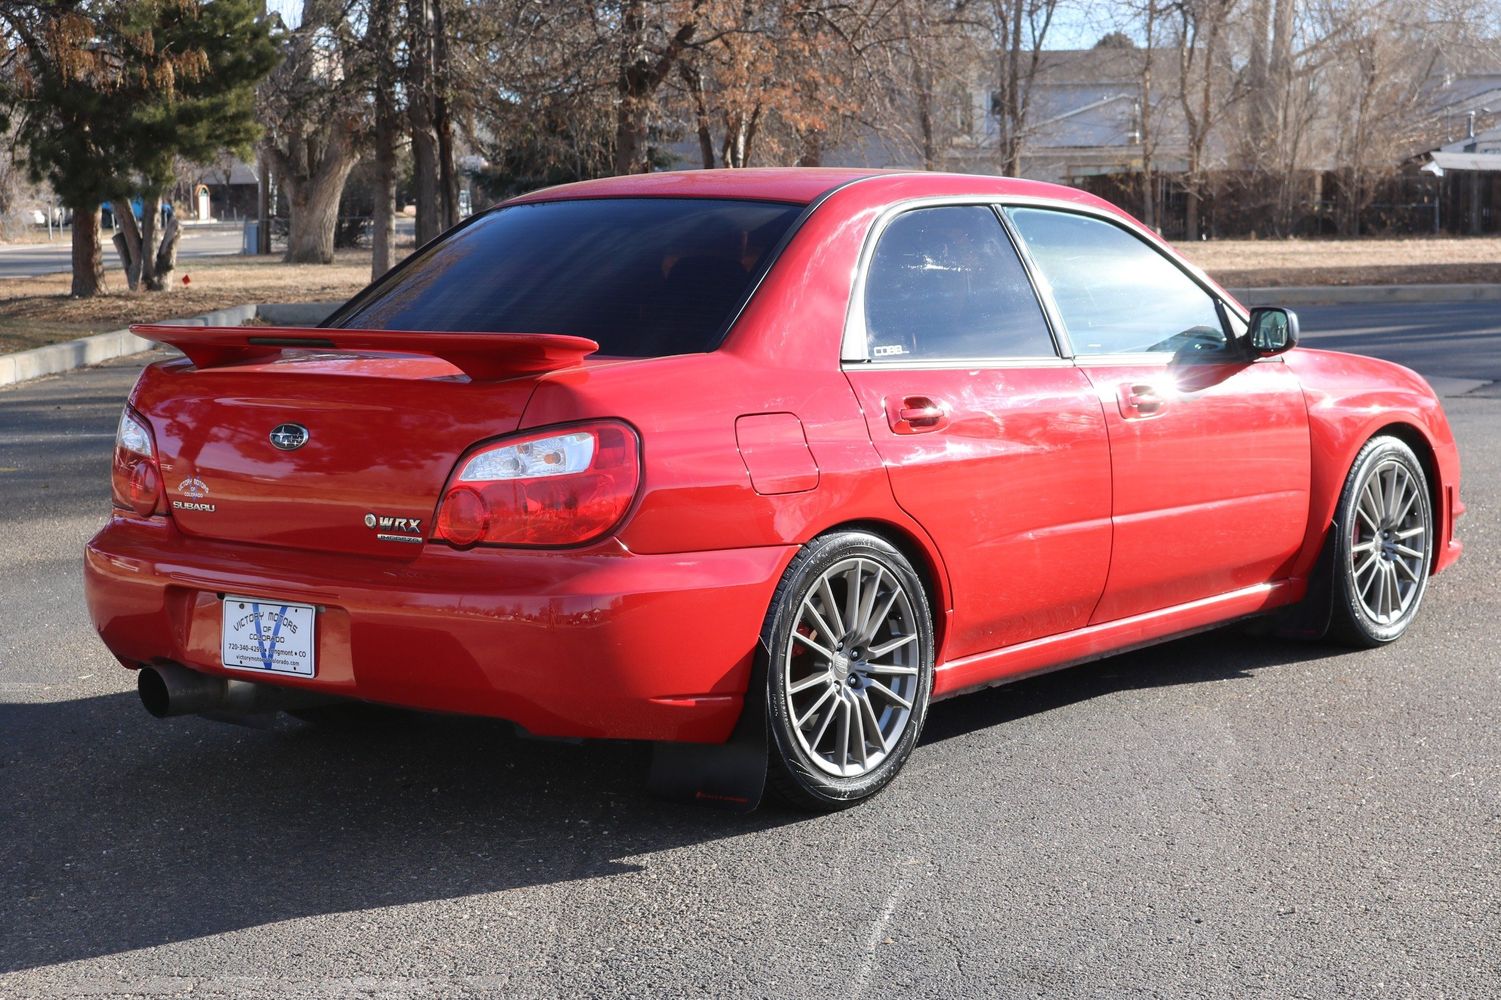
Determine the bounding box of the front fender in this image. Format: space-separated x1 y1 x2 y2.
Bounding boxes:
1283 348 1463 579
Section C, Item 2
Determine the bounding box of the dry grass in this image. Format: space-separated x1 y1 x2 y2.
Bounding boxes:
1177 236 1501 288
0 250 374 353
0 227 68 245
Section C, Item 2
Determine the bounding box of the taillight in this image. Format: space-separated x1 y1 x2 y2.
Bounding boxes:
111 408 164 517
434 421 640 548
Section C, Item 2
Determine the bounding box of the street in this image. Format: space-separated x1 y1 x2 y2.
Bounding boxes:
0 224 246 278
0 302 1497 998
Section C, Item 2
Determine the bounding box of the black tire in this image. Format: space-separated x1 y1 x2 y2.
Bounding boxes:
762 531 935 811
1328 435 1433 648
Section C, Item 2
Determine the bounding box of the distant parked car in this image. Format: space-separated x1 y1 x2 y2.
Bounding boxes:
85 169 1463 809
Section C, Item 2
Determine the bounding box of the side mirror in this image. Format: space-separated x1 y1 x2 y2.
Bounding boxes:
1247 307 1299 357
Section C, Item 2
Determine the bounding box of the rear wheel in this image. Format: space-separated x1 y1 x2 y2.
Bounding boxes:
763 532 935 810
1329 436 1433 647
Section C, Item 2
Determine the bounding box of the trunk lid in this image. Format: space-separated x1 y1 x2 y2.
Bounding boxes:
127 326 599 558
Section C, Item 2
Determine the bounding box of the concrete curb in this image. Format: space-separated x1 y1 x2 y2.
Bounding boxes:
0 300 340 389
1231 283 1501 306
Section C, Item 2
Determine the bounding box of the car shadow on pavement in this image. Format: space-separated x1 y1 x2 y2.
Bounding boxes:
0 693 797 973
1 628 1339 973
919 626 1341 745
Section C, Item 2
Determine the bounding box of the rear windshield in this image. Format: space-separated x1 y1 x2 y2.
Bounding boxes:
333 197 803 357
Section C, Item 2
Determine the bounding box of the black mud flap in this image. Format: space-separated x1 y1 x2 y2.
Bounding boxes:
1274 533 1335 640
647 681 768 813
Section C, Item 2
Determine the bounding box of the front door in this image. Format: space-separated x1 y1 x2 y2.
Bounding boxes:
842 204 1113 659
1003 206 1312 623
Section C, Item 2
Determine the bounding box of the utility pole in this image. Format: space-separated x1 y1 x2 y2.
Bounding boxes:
256 151 272 254
255 0 272 255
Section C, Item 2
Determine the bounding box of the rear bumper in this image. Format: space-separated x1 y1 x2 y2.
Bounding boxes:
84 515 794 742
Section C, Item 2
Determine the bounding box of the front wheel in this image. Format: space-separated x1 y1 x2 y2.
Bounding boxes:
762 531 935 810
1329 436 1433 647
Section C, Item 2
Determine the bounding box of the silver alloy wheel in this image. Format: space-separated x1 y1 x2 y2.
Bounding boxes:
783 556 920 778
1349 458 1430 626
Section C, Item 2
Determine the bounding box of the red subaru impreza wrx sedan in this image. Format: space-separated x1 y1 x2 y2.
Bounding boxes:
85 169 1462 809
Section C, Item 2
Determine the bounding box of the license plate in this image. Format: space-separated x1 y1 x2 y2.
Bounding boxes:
221 596 317 677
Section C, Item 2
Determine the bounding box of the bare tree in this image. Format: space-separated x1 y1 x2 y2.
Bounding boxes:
1312 0 1488 234
259 0 370 263
1172 0 1242 237
613 0 706 174
991 0 1066 175
369 0 401 276
673 1 857 169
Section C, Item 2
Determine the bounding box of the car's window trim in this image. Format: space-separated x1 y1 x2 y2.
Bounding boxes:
840 197 1068 367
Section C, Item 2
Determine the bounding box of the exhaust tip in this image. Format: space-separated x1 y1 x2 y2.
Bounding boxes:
137 666 172 718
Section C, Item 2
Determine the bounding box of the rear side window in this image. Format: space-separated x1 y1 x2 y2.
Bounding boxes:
862 206 1055 361
1004 207 1226 356
333 198 802 357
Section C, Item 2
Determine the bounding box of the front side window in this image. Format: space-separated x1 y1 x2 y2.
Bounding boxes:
861 205 1056 361
332 198 802 357
1004 207 1226 356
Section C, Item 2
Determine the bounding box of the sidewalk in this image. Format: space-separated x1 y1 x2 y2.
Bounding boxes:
1231 283 1501 306
0 300 340 388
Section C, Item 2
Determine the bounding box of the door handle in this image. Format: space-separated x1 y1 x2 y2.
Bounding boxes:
1117 383 1164 418
898 404 943 424
887 395 948 434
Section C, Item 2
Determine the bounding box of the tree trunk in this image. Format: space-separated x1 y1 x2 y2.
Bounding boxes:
614 96 649 175
916 59 938 171
797 130 822 167
614 0 649 175
153 217 182 287
411 122 439 246
284 171 346 263
695 118 715 169
373 111 398 277
408 0 439 245
139 195 160 290
680 63 716 168
111 200 144 291
264 112 363 265
71 207 106 297
372 0 399 278
432 0 458 229
1138 9 1158 232
612 0 697 175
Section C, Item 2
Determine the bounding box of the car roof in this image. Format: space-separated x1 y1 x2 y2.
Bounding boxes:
503 167 1110 210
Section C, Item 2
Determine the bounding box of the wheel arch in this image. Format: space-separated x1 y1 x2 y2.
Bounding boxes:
1298 412 1450 581
1335 421 1444 573
811 518 953 663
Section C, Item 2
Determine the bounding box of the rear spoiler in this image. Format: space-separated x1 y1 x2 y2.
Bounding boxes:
129 325 600 380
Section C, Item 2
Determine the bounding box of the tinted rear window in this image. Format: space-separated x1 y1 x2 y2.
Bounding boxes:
334 198 803 357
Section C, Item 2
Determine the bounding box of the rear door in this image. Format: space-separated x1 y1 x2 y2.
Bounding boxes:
842 204 1113 660
1003 206 1311 623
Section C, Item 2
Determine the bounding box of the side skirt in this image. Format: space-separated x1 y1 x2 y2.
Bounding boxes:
932 579 1306 700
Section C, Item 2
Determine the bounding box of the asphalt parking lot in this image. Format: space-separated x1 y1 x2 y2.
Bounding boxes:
1 303 1497 998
